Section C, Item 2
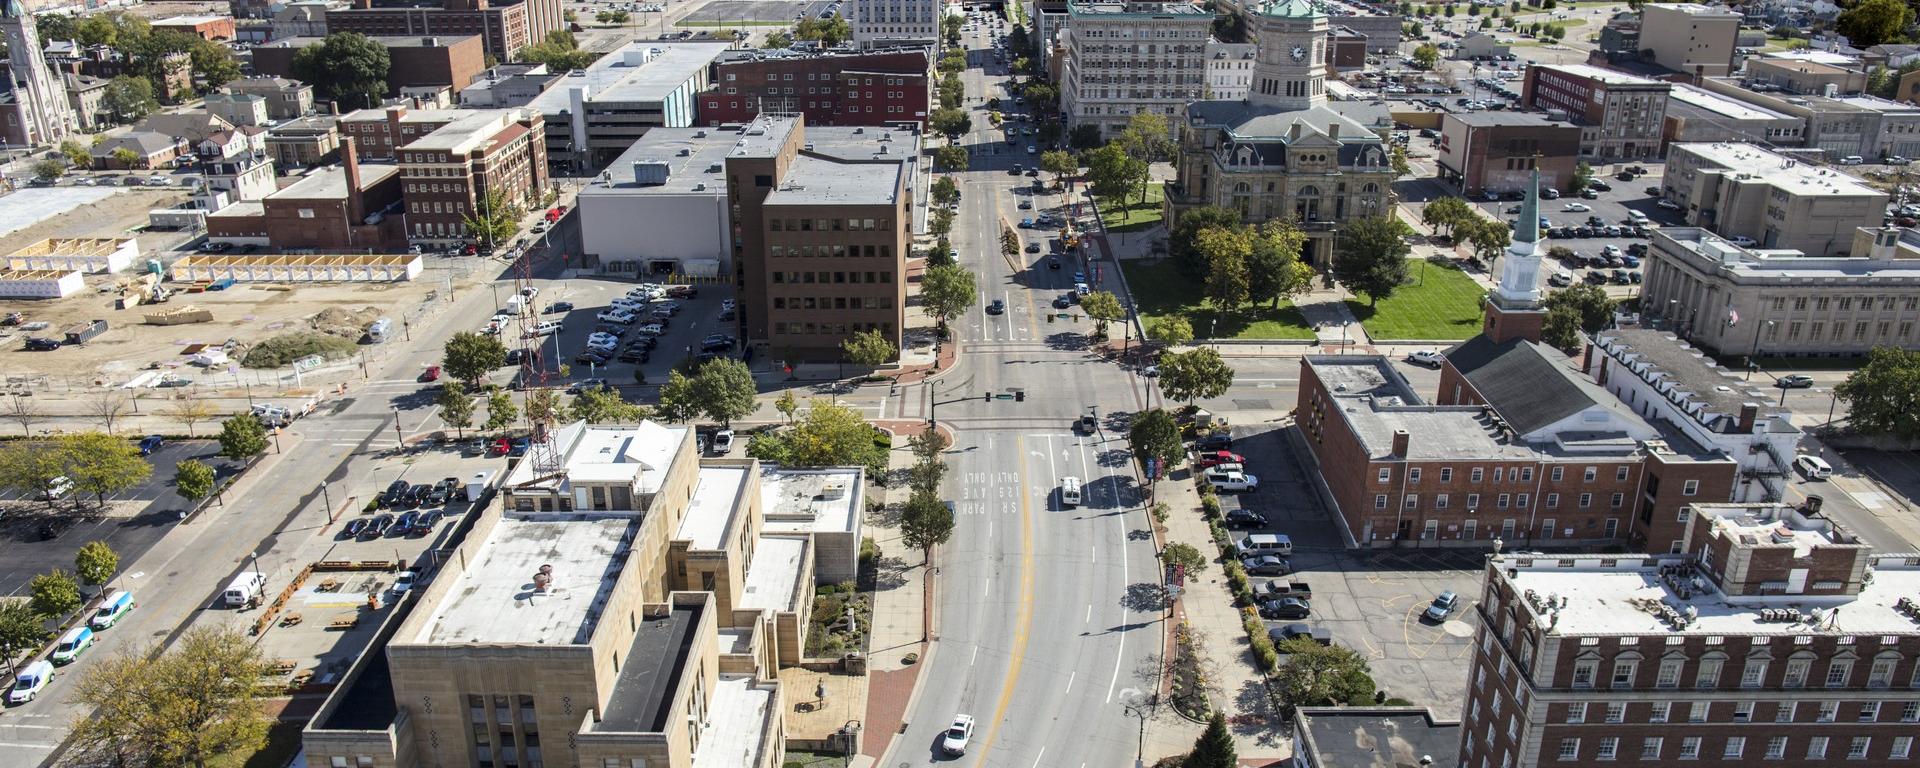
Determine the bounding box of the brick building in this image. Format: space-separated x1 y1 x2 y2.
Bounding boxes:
267 115 342 169
205 138 407 251
396 108 547 245
1458 503 1920 768
152 14 238 40
324 0 563 62
1435 111 1583 196
252 34 486 99
697 49 930 129
337 105 464 159
1521 63 1671 160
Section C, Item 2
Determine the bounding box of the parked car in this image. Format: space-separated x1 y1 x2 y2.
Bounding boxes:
1268 623 1333 646
1222 509 1268 528
568 378 611 394
596 310 636 324
1258 597 1312 619
1776 374 1814 389
379 479 411 508
361 514 395 539
712 430 735 454
341 517 369 539
1241 555 1291 575
1195 450 1245 468
1423 591 1460 621
390 510 419 536
1794 454 1833 479
1203 467 1259 492
1195 432 1234 451
1404 349 1444 368
544 301 574 313
389 569 420 596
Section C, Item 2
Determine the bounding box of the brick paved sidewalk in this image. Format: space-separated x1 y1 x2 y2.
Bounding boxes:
856 420 940 763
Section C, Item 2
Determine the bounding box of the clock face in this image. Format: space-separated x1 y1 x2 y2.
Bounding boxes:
1291 45 1306 62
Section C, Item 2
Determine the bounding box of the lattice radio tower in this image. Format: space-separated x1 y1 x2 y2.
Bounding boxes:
512 245 564 476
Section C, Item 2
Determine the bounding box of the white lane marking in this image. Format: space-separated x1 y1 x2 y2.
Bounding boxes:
1064 671 1075 694
1085 604 1091 623
1029 748 1046 768
971 646 979 666
1106 435 1130 705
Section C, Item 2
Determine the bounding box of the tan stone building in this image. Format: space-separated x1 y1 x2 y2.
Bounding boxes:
303 420 866 768
1165 0 1396 267
1658 142 1886 257
1638 4 1741 78
1059 0 1214 142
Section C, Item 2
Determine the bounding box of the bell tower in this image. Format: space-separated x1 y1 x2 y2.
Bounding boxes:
1247 0 1329 112
1 0 77 147
1483 166 1547 344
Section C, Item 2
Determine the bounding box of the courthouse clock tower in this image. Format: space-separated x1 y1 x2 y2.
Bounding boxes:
1246 0 1330 112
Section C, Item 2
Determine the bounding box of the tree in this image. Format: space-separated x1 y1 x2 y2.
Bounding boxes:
906 455 946 496
0 601 47 674
74 540 118 594
217 413 269 460
1040 150 1077 187
174 458 215 504
1119 112 1174 165
929 236 956 268
793 13 852 46
1539 282 1614 350
160 398 214 437
1332 216 1412 306
436 382 475 437
931 176 961 206
1197 225 1252 310
111 147 140 168
775 389 800 424
100 75 157 122
29 570 81 618
920 264 978 331
2 393 41 436
1148 316 1194 347
934 144 968 173
745 399 887 479
1128 408 1183 475
1182 712 1237 768
31 157 66 181
1421 196 1473 238
0 441 67 502
1462 217 1511 265
463 188 525 249
1084 142 1143 201
689 359 758 426
290 32 391 111
1837 0 1911 48
655 370 700 423
1273 641 1376 713
937 74 964 109
67 627 272 768
929 206 955 238
764 30 793 48
1080 291 1126 338
930 107 972 137
59 139 91 169
1412 43 1441 69
189 40 241 89
520 29 600 70
443 331 509 386
842 328 897 367
595 9 630 23
524 387 560 424
1247 220 1314 308
908 428 949 463
36 13 75 43
900 489 956 564
1836 347 1920 439
1570 161 1593 192
567 386 649 424
1068 123 1104 150
1158 347 1236 404
483 390 519 432
60 432 152 507
1169 206 1242 278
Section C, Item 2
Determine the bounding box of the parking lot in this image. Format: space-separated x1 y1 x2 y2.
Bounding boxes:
490 276 739 395
0 438 244 596
1204 426 1484 708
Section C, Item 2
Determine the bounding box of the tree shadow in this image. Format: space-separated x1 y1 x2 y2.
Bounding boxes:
1229 679 1283 743
1096 448 1131 469
1043 331 1092 351
868 502 904 528
871 554 910 591
1122 581 1169 613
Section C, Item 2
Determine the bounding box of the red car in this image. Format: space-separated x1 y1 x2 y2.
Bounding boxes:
487 437 511 456
1195 450 1246 469
420 365 441 382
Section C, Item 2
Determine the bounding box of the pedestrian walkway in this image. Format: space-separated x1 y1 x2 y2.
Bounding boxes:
857 420 940 765
1142 472 1294 765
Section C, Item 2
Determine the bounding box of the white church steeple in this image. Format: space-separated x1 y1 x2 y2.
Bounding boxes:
1492 167 1543 308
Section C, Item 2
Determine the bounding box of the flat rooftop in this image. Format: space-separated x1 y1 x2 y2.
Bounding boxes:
1675 142 1881 197
1499 554 1920 636
1297 708 1462 768
1694 502 1862 554
269 163 399 200
155 14 229 24
529 42 730 112
340 107 466 124
1539 62 1666 87
738 535 806 612
1670 84 1794 122
1646 2 1738 15
759 466 861 535
420 511 640 645
405 110 525 153
766 155 903 206
582 127 736 197
1448 111 1578 128
1069 0 1211 14
599 601 702 732
1305 356 1535 460
1593 328 1783 428
1654 227 1920 280
501 420 685 495
679 466 748 550
690 676 776 768
1762 50 1862 68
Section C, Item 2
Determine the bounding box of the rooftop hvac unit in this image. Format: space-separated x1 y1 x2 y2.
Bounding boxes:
678 148 691 156
820 482 847 499
632 161 669 186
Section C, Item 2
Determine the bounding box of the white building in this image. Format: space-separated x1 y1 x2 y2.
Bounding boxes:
852 0 940 49
575 127 736 278
1205 39 1256 101
3 237 138 274
1590 328 1800 508
528 42 732 173
1060 0 1214 142
0 269 84 298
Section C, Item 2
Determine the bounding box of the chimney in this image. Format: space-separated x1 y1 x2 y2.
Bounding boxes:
1328 123 1340 141
1737 403 1759 433
1289 122 1303 141
1581 342 1595 374
342 136 364 224
1391 429 1409 458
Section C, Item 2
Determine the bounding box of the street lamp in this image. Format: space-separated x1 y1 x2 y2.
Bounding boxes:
1119 688 1154 768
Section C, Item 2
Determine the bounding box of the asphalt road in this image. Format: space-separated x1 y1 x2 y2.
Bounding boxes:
883 14 1168 767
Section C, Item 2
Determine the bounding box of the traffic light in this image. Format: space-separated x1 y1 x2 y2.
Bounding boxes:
983 392 991 402
1014 390 1025 402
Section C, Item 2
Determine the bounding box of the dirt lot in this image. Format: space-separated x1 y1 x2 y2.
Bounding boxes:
0 188 194 253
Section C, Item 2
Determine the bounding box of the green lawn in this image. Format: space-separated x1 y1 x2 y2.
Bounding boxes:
1095 186 1164 233
207 721 304 768
1345 259 1487 342
1120 259 1315 340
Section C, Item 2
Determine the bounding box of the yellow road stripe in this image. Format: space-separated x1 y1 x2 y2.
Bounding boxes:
974 434 1036 762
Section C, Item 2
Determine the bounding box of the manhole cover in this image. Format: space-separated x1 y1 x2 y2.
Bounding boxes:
1233 399 1272 410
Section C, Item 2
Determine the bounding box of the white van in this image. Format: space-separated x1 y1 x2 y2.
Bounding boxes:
1795 454 1833 480
366 318 393 344
222 571 266 608
91 589 134 629
1059 476 1082 507
1238 533 1294 557
7 661 52 704
50 626 93 665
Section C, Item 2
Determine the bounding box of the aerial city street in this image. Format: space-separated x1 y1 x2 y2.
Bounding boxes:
1 0 1919 765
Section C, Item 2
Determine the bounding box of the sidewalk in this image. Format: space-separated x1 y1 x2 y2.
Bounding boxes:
856 420 941 766
1142 472 1293 765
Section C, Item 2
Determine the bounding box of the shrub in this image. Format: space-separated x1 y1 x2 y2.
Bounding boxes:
241 331 358 368
1223 560 1249 601
1150 502 1170 523
859 536 880 568
1200 495 1221 519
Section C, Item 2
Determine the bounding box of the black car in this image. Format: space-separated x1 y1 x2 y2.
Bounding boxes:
1047 257 1061 270
411 510 444 537
700 334 736 352
1052 294 1073 309
1223 509 1268 528
24 337 60 351
379 479 410 508
423 482 450 507
618 348 651 363
390 510 418 536
1024 242 1040 253
592 324 628 338
1587 179 1612 192
985 299 1005 315
506 348 526 365
629 336 658 350
361 514 394 539
407 483 435 507
340 518 369 539
1258 597 1312 620
1195 432 1234 450
575 350 613 366
440 477 467 502
545 301 575 314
